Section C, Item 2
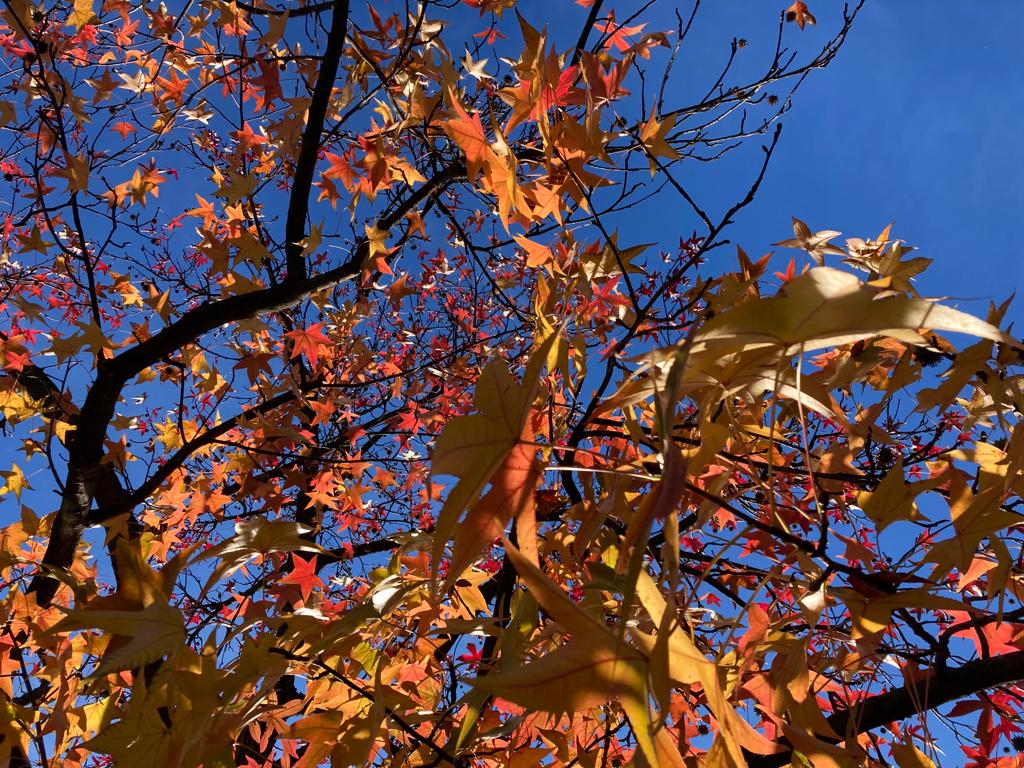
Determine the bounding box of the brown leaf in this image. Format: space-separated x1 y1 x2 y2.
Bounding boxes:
785 1 816 29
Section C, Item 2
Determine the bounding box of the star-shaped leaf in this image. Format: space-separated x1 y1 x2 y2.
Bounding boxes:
774 217 844 266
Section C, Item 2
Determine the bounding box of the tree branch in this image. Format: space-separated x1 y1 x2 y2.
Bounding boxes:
747 650 1024 767
27 148 460 608
284 0 350 281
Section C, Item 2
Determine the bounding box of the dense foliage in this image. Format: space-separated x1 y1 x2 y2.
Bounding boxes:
2 0 1023 766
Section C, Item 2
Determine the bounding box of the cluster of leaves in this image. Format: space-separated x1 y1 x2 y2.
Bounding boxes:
2 0 1024 767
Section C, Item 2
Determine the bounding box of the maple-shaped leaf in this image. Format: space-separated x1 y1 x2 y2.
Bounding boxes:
0 463 28 500
196 519 326 583
513 235 555 269
444 94 494 179
51 603 185 676
474 543 663 765
83 700 179 765
287 704 380 768
279 553 323 602
785 1 816 29
286 712 346 768
638 111 681 174
284 322 333 365
431 338 553 575
856 459 943 532
595 11 646 52
475 636 647 713
68 0 95 30
631 570 780 763
774 216 844 266
48 542 188 676
445 442 542 588
837 587 966 641
112 121 136 140
946 609 1024 657
57 152 91 193
690 266 1022 356
926 471 1023 575
0 692 30 762
387 274 417 310
461 50 492 81
231 122 267 153
364 223 393 277
16 224 54 255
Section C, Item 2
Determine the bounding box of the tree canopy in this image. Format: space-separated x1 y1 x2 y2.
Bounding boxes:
1 0 1023 767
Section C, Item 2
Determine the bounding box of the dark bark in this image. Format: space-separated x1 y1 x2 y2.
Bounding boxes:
283 0 351 282
746 650 1024 767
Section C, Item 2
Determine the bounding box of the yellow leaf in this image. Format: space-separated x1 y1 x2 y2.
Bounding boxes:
0 463 28 500
82 710 175 766
364 222 389 259
856 459 940 532
68 0 95 29
503 539 610 639
143 286 174 323
16 224 55 255
892 743 937 768
839 587 966 641
927 471 1022 574
692 266 1020 356
474 636 647 713
52 603 185 676
59 152 91 193
638 111 680 174
215 169 255 204
495 543 676 768
633 571 781 762
195 518 326 583
0 691 31 758
287 712 343 768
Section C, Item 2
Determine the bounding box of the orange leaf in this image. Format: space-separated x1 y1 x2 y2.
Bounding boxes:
284 323 333 365
785 1 816 29
513 235 554 269
278 554 323 602
447 439 541 584
431 339 553 577
445 94 493 178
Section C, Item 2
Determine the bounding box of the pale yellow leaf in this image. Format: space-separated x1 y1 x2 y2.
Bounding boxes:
892 743 937 768
68 0 95 29
52 603 185 676
692 267 1020 356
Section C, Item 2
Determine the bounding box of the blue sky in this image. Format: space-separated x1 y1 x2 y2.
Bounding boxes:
685 1 1024 324
510 0 1024 326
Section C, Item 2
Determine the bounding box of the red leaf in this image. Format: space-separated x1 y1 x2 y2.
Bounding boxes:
284 323 333 365
279 554 323 602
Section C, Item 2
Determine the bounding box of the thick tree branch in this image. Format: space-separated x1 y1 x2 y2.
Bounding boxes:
569 0 604 68
284 0 350 281
234 0 334 17
747 650 1024 767
90 390 300 524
